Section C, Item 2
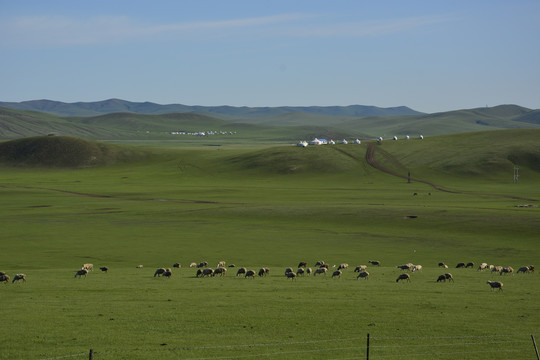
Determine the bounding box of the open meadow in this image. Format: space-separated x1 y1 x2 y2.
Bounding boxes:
1 130 539 360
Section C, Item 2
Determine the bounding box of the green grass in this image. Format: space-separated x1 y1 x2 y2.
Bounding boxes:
1 130 539 359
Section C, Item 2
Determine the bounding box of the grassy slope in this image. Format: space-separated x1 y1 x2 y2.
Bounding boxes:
0 131 539 359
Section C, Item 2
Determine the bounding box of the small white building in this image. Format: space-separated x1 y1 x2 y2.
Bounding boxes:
393 136 398 140
341 139 348 144
353 139 361 144
309 138 328 145
405 135 410 140
419 135 424 139
329 139 335 145
297 141 308 147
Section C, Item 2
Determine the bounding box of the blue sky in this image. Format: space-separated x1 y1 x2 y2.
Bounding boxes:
1 0 539 113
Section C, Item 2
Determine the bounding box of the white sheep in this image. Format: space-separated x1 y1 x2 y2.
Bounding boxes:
136 265 143 269
82 263 93 271
487 281 503 291
412 265 422 272
354 265 367 272
337 263 349 270
477 263 488 271
189 262 197 268
217 261 226 268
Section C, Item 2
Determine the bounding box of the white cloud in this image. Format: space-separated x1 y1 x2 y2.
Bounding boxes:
0 13 452 47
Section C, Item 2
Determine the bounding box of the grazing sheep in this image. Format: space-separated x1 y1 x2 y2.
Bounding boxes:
528 265 535 272
438 262 449 268
314 268 327 276
228 264 236 268
412 265 422 272
99 266 109 272
357 271 369 280
197 261 208 268
154 268 166 277
332 270 342 278
245 270 256 278
236 267 247 277
189 262 197 268
306 267 312 275
397 264 412 271
217 261 226 268
82 264 93 271
456 262 465 268
491 266 503 273
74 269 88 278
173 263 181 268
201 268 214 278
214 267 227 277
315 261 325 267
500 266 514 276
338 263 349 270
258 267 269 277
163 269 172 278
396 273 411 282
319 263 329 269
298 261 307 268
487 281 503 291
195 269 203 278
466 262 474 268
285 267 294 275
477 263 488 271
12 274 26 283
436 274 447 282
444 273 454 282
369 260 381 266
517 266 534 274
285 271 297 280
296 268 305 276
0 274 11 283
136 265 143 269
354 265 367 272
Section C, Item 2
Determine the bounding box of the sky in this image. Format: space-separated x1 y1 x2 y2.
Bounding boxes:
1 0 539 113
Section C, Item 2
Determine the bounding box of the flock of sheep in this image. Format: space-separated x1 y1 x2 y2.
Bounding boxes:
1 261 534 293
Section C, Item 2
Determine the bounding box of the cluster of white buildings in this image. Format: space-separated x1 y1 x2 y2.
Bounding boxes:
170 131 237 136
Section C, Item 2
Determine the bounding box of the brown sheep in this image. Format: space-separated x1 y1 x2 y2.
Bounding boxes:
245 270 256 278
354 265 367 272
214 267 227 277
332 270 342 278
487 281 503 291
74 269 88 278
236 267 247 277
0 274 11 283
500 266 514 276
258 267 269 277
357 271 369 280
368 260 381 266
396 273 410 282
298 261 307 268
154 268 166 277
314 268 327 276
217 261 226 268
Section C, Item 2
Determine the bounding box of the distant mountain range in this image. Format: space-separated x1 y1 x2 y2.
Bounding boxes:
0 99 423 118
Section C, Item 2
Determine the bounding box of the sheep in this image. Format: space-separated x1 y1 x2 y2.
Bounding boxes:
354 265 367 272
456 262 465 268
298 261 307 268
319 263 329 269
314 268 327 276
285 267 294 275
245 270 256 278
368 260 381 266
173 263 181 268
228 264 236 268
528 265 535 272
396 273 410 282
217 261 226 268
258 267 269 277
314 261 325 267
436 274 446 282
214 267 227 277
332 270 342 278
99 266 109 272
0 274 11 283
296 268 305 276
136 265 143 269
517 266 534 274
438 262 448 269
201 268 214 277
197 261 208 268
236 267 247 277
397 264 412 271
189 262 197 268
195 269 203 278
437 273 454 282
491 266 503 273
477 263 488 271
337 263 349 270
466 262 474 268
487 281 503 291
74 269 88 278
357 271 369 280
163 269 172 278
306 267 312 275
500 266 514 276
82 263 93 271
154 268 166 277
285 271 297 280
412 265 422 272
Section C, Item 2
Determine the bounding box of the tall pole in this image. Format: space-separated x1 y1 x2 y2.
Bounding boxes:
366 333 370 360
532 335 539 360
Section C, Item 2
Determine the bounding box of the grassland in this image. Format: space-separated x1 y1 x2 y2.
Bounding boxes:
1 130 539 360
